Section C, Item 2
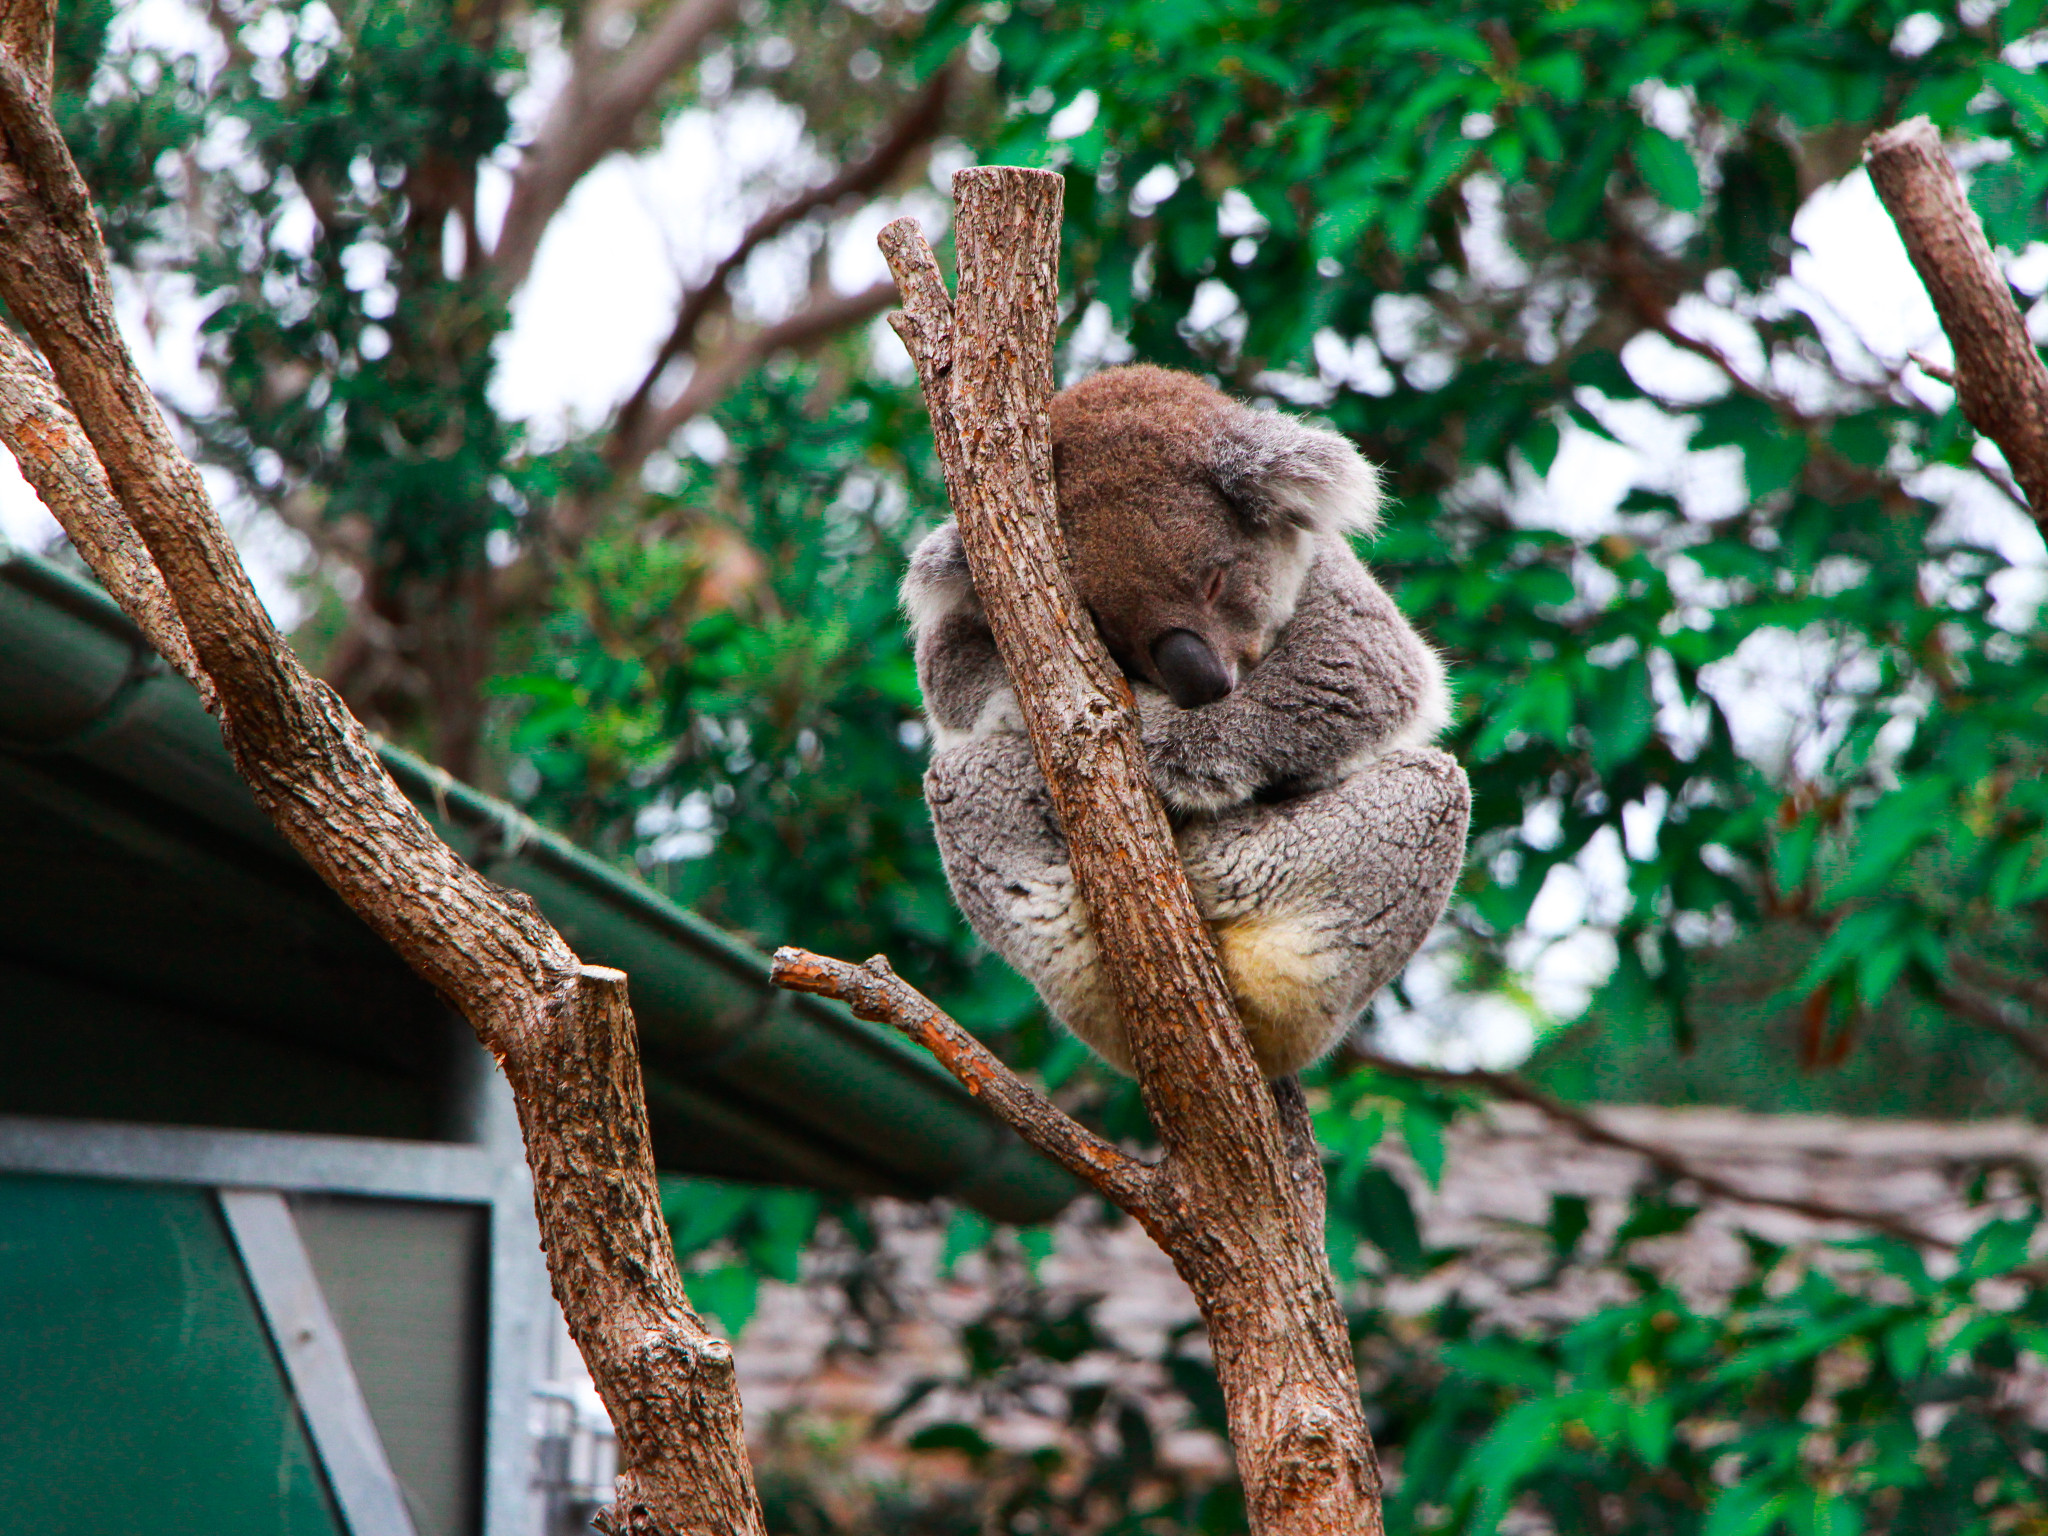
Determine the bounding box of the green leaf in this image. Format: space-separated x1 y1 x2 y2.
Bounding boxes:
1403 1103 1448 1188
1440 1337 1556 1391
1832 778 1950 900
1853 936 1911 1012
662 1179 755 1259
1346 1167 1426 1271
1548 116 1627 240
1450 1396 1573 1527
908 1421 993 1458
1548 1194 1591 1259
745 1189 820 1284
1742 432 1808 499
1632 126 1701 212
1958 1217 2032 1280
1589 658 1657 773
1772 815 1821 893
1704 1478 1791 1536
1710 1306 1891 1385
1989 61 2048 136
1792 904 1912 995
1521 415 1562 476
1615 1201 1698 1245
684 1263 760 1338
1791 1492 1864 1536
1882 1316 1930 1380
1623 1397 1674 1467
941 1208 995 1275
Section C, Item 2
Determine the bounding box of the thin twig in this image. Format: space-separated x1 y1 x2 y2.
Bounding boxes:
770 949 1161 1219
1350 1050 1955 1251
1954 951 2048 1022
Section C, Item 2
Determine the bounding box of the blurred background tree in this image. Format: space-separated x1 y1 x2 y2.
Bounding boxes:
15 0 2048 1530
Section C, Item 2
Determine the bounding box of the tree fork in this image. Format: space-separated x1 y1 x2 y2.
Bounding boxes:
0 22 762 1533
775 167 1386 1535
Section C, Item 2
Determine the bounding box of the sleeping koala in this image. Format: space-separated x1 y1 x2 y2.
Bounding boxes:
903 365 1470 1078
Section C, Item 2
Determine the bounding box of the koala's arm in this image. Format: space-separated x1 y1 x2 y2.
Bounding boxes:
903 522 1022 747
1142 538 1450 814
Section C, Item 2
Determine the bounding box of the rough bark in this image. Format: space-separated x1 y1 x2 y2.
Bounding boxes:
1865 116 2048 521
0 323 210 703
777 168 1387 1536
0 29 760 1535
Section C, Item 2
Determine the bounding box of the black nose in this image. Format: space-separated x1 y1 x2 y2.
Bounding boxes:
1152 630 1234 708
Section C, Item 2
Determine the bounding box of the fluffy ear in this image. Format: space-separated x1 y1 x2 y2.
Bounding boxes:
1209 408 1383 537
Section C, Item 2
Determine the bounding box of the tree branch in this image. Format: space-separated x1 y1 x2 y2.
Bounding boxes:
492 0 740 294
786 171 1389 1536
0 44 761 1535
604 279 895 480
0 324 210 704
771 948 1162 1218
0 0 51 85
1348 1050 1955 1251
1938 985 2048 1076
1953 949 2048 1022
608 64 955 460
1865 117 2048 521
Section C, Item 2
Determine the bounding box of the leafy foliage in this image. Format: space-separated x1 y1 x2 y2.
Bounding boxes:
1362 1199 2048 1535
961 0 2048 1097
40 0 2048 1530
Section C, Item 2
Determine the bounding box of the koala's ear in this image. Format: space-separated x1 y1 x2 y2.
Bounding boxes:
1209 408 1383 538
901 520 977 635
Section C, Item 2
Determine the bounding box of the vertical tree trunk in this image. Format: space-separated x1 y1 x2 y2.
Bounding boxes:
782 167 1395 1535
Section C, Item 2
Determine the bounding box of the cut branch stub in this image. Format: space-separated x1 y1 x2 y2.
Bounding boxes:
1865 116 2048 521
0 53 761 1536
862 168 1388 1536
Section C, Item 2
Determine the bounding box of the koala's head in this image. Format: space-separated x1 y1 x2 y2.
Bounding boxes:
1051 365 1382 709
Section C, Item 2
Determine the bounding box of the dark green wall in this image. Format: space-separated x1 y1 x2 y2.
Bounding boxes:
0 1174 344 1534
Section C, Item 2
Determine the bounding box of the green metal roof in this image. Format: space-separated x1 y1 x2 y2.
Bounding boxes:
0 545 1074 1223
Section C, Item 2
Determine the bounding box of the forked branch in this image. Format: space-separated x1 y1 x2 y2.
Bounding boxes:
773 168 1388 1536
0 24 759 1533
772 948 1160 1216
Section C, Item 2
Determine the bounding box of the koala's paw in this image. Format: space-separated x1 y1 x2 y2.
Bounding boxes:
1133 689 1255 814
1148 758 1256 817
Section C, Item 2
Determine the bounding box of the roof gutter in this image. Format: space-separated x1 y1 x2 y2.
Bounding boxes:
0 545 1076 1223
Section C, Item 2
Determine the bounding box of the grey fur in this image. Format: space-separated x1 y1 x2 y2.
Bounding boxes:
905 366 1470 1078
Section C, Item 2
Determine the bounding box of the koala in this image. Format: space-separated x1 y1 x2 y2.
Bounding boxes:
903 365 1470 1078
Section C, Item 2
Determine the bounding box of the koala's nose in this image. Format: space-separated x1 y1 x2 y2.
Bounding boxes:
1152 630 1235 708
